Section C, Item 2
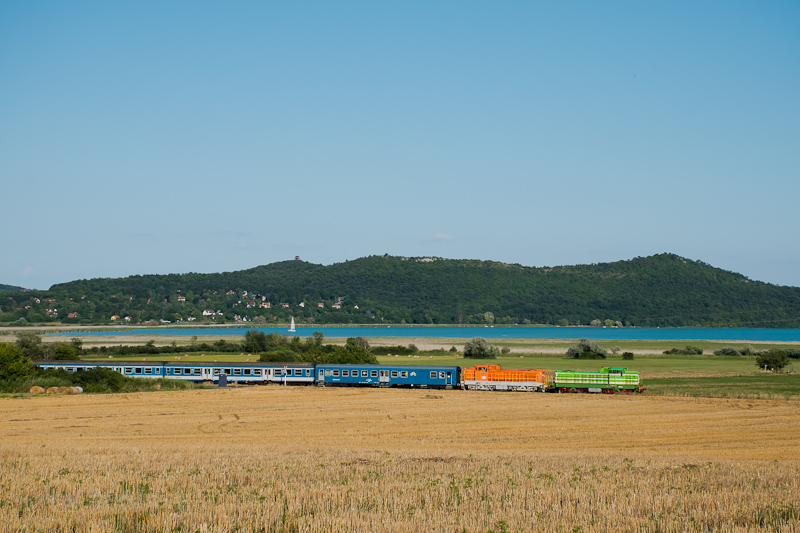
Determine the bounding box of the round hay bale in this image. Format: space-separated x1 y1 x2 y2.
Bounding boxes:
29 386 45 395
45 387 59 394
108 355 114 358
57 387 74 395
71 386 83 394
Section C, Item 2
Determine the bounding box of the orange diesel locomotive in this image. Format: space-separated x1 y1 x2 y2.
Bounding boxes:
461 364 546 392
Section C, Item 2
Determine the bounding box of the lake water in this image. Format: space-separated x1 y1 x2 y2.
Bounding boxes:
49 326 800 342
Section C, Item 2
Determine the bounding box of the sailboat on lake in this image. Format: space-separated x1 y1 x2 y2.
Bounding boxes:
288 317 296 332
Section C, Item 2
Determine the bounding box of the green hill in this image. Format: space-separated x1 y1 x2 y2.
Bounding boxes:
1 254 799 327
0 284 26 292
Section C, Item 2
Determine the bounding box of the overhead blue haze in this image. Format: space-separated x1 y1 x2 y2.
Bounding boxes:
1 1 798 289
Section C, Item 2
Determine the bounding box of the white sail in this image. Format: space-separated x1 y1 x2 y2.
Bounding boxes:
288 317 296 332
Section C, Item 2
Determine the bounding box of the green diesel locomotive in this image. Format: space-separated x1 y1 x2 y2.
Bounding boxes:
552 367 644 393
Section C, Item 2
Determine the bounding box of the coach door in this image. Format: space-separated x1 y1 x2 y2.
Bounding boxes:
202 367 213 381
379 370 390 387
446 372 453 388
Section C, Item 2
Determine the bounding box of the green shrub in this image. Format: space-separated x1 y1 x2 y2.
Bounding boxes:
756 349 789 373
567 339 607 359
463 338 499 359
622 352 634 360
663 346 703 355
714 346 741 356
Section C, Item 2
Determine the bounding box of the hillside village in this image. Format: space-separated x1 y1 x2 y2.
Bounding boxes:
2 289 359 326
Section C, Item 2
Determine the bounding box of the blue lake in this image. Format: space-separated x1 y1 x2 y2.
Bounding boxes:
49 326 800 342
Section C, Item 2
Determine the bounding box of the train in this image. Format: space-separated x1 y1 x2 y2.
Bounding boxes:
33 360 644 393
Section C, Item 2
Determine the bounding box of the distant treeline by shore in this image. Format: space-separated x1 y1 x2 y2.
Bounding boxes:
1 253 799 328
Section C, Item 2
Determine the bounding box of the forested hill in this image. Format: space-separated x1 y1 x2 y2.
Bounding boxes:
2 254 799 327
0 284 26 292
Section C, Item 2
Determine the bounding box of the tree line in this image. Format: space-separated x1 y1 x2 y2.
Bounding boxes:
2 253 799 327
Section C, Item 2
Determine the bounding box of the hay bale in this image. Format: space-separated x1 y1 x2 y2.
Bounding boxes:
29 386 45 395
71 387 83 394
57 387 74 395
45 387 59 394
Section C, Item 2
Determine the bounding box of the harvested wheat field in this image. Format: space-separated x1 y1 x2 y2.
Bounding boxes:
2 387 799 532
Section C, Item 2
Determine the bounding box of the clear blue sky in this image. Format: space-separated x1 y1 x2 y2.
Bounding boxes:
2 1 799 289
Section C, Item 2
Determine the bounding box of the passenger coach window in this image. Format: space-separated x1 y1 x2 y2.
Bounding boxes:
370 370 378 377
135 368 142 375
214 369 220 375
391 371 399 378
342 370 349 377
439 372 445 379
125 367 133 374
333 370 340 377
253 369 261 376
193 368 201 375
401 371 408 378
294 369 302 376
325 370 331 377
233 369 241 375
430 372 437 379
305 369 310 376
145 368 152 375
244 369 251 375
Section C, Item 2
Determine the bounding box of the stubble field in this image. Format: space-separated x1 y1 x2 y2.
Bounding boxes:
2 386 800 532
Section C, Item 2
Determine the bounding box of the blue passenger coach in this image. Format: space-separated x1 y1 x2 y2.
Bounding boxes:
163 362 315 384
35 360 316 385
37 360 166 378
316 364 460 389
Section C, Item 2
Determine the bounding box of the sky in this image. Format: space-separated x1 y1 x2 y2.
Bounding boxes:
1 1 799 289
